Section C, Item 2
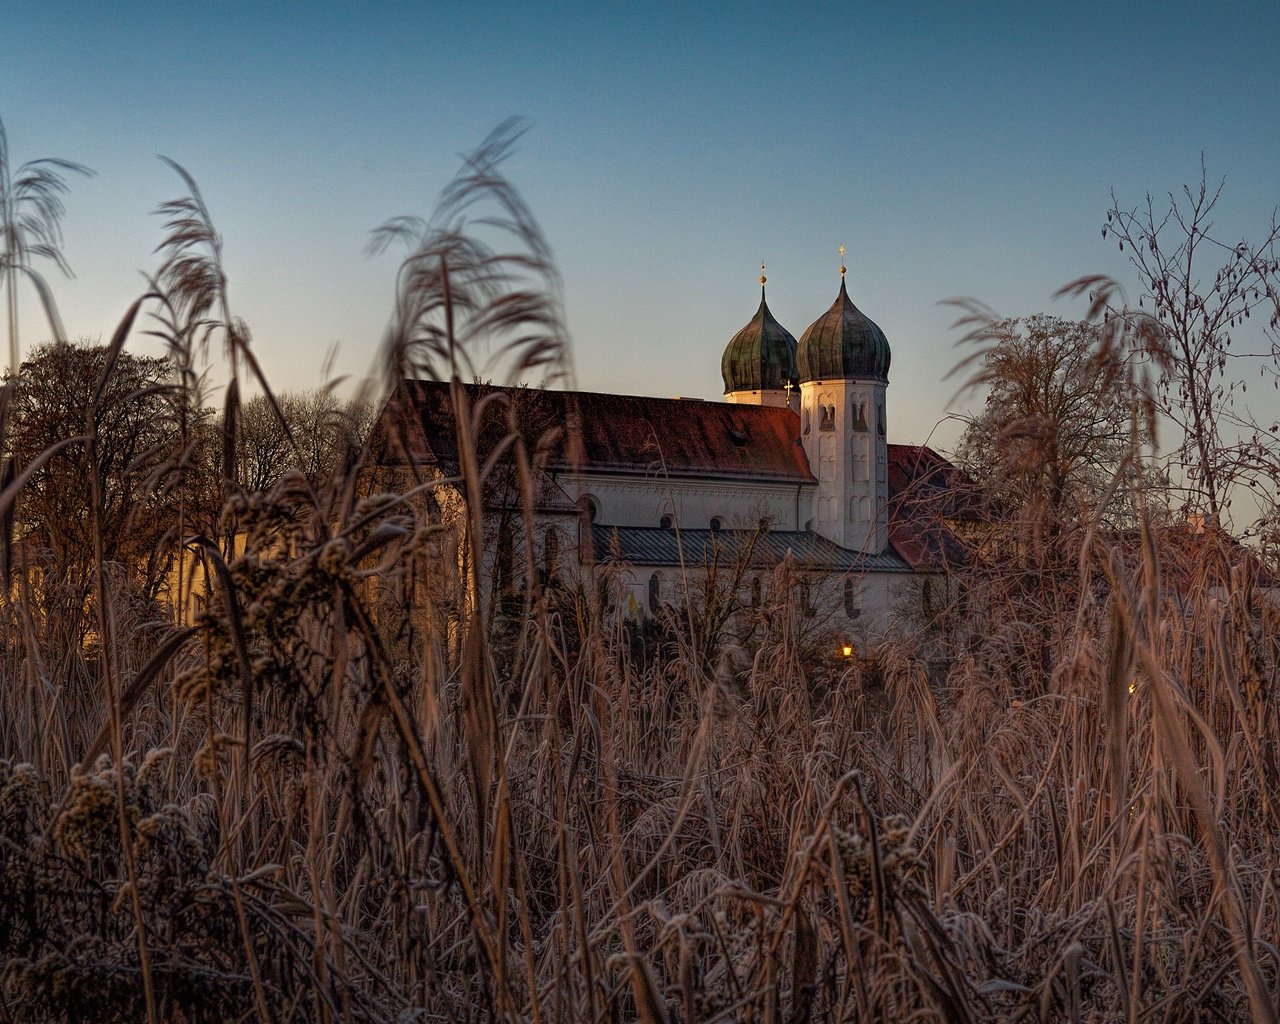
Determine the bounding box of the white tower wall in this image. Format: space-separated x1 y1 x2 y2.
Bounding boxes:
799 378 887 553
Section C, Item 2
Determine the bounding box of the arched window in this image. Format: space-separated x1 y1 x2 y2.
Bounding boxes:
543 527 560 583
819 405 835 431
802 406 811 434
659 512 674 529
750 575 762 608
578 495 599 558
844 578 861 619
648 572 660 614
709 516 725 534
497 524 515 598
851 400 868 432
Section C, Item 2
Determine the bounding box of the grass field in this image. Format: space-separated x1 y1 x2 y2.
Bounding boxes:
1 126 1278 1023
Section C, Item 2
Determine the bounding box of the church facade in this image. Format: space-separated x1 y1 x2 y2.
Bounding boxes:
375 266 967 634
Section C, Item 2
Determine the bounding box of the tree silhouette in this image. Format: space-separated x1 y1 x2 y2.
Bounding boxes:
236 388 371 492
5 341 180 636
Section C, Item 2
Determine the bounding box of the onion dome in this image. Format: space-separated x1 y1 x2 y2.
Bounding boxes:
797 276 891 383
721 269 799 394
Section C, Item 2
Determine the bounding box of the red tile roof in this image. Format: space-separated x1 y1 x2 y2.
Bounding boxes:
380 380 816 484
886 444 977 570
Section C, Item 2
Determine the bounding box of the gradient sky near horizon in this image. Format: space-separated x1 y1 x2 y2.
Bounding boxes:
5 1 1280 453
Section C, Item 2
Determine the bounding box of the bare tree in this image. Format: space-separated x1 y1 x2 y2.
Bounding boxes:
4 341 181 631
1103 164 1280 521
236 388 372 492
955 315 1152 537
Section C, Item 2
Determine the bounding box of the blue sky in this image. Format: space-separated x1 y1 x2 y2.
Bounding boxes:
5 1 1280 452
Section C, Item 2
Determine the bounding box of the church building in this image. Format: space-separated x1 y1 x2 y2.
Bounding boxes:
374 259 968 633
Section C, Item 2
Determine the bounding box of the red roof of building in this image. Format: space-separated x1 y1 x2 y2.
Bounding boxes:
1104 519 1279 594
886 444 978 570
379 380 816 483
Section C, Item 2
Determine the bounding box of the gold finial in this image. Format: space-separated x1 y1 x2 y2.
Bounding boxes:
760 260 766 286
839 244 847 278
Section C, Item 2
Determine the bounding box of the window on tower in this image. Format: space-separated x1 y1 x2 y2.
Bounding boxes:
851 400 868 431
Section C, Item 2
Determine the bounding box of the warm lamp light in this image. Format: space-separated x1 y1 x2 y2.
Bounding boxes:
841 643 854 658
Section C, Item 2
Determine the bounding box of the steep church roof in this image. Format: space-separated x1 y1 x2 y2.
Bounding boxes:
721 279 798 394
379 380 816 484
797 277 891 383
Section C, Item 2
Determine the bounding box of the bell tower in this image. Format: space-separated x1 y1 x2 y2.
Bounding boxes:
796 249 891 553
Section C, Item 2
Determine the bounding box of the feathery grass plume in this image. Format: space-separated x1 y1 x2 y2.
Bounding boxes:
0 115 93 374
367 118 572 392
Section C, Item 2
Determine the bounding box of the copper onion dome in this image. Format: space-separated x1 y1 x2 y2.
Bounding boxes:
721 273 799 394
796 277 891 384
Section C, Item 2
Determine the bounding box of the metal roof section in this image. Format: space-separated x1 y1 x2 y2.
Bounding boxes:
591 525 915 572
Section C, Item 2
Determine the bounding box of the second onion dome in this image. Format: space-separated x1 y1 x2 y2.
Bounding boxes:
721 270 799 394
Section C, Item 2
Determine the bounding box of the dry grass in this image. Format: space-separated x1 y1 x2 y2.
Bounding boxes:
1 125 1279 1022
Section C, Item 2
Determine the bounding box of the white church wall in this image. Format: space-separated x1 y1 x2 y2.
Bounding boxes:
559 473 812 532
593 559 906 641
466 505 924 650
